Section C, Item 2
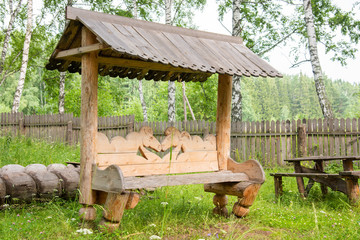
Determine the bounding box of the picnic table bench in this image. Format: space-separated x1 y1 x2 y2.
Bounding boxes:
270 156 360 203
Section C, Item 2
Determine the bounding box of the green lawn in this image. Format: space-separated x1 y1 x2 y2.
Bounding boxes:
1 136 360 239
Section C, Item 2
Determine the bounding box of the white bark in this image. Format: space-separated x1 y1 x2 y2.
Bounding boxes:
0 0 23 79
231 0 243 122
12 0 32 112
166 0 176 122
182 81 187 121
132 0 148 121
58 72 65 114
303 0 334 120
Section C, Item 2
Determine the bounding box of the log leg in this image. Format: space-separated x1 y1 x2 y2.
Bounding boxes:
343 159 360 204
294 162 306 198
274 176 283 198
232 183 261 218
212 194 228 217
314 160 328 195
79 205 97 228
99 192 130 232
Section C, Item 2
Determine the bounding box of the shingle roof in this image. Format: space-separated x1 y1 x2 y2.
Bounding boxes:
46 7 282 82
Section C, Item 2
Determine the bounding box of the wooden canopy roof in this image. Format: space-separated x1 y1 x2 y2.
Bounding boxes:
46 7 282 82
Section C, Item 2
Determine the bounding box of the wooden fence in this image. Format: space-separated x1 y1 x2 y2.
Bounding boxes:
0 113 134 145
1 113 360 167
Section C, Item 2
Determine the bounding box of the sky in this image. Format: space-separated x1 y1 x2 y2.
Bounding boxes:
193 0 360 84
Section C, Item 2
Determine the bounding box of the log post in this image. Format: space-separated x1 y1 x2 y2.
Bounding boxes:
78 27 99 224
216 74 232 170
212 194 228 217
99 192 130 232
343 159 360 204
297 125 306 157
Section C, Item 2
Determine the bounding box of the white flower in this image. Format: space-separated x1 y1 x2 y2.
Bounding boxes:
76 228 93 235
161 202 168 206
149 223 156 227
2 204 9 207
149 235 161 239
320 210 326 214
71 218 76 221
46 216 52 219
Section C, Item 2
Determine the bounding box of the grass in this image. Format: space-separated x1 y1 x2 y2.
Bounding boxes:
1 136 360 239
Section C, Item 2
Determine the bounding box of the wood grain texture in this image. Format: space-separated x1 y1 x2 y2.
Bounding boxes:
79 27 99 205
123 171 248 189
216 74 232 170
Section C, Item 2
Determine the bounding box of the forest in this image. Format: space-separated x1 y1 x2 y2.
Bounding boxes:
0 0 359 122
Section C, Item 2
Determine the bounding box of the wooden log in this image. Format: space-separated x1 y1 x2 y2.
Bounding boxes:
79 205 97 222
298 125 306 157
212 194 228 217
0 177 6 205
343 159 360 203
294 161 306 198
0 171 37 201
125 192 140 209
232 202 249 218
204 181 260 206
103 192 130 222
50 165 80 198
25 164 62 198
274 176 283 198
216 74 232 170
79 27 99 208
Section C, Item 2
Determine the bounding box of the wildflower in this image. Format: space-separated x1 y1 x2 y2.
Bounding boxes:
149 223 156 227
46 216 52 219
40 232 43 234
71 218 76 221
12 222 15 225
149 235 161 239
3 204 9 207
27 220 31 223
207 233 211 236
161 202 168 206
320 210 326 214
17 214 20 217
76 228 93 235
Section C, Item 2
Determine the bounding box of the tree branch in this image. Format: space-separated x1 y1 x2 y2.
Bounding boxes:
290 59 311 68
258 28 298 56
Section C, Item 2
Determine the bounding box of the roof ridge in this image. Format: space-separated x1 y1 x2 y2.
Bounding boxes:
66 6 243 44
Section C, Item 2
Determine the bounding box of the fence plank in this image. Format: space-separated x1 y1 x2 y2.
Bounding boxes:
346 118 352 156
340 118 346 156
352 118 358 156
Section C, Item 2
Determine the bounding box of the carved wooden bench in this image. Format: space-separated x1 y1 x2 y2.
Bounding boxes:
85 126 265 231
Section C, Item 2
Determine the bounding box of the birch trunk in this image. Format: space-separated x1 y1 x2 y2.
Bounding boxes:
165 0 176 122
58 72 65 114
58 0 73 114
303 0 334 120
12 0 32 112
132 0 148 121
0 0 23 82
231 0 243 122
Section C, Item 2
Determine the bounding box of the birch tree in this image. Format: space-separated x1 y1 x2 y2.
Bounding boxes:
303 0 333 119
0 0 23 87
231 0 243 121
12 0 32 112
165 0 176 122
133 0 148 121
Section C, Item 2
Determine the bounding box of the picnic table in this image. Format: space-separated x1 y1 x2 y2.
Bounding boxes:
270 156 360 203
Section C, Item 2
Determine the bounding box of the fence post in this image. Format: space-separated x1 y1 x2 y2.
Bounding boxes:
18 118 25 136
66 121 73 145
298 124 306 157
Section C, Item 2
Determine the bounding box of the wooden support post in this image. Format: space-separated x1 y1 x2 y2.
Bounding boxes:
343 159 360 204
99 192 130 232
66 121 73 146
274 176 283 198
216 74 232 170
314 160 328 195
297 125 306 157
212 194 228 217
294 162 306 198
79 27 99 223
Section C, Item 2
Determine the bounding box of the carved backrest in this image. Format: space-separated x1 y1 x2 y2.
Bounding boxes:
96 126 218 177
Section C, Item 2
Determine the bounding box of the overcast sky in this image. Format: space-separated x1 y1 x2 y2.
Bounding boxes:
194 0 360 84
